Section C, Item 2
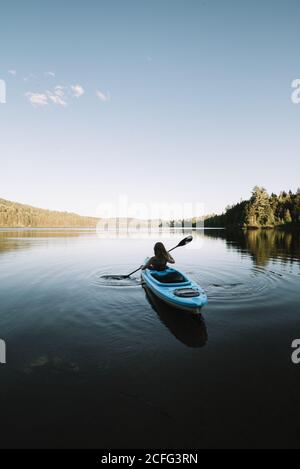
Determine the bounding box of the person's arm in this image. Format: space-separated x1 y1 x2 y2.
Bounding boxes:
167 254 175 264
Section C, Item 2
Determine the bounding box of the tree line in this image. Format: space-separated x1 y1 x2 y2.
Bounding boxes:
205 187 300 228
0 198 99 228
1 188 300 229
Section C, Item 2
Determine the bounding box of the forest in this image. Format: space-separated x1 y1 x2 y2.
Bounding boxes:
205 187 300 228
0 198 99 228
1 188 300 229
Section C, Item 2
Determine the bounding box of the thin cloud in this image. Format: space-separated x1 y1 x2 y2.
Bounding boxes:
49 94 68 107
8 69 16 75
25 86 67 108
25 92 48 107
45 71 56 78
53 85 65 97
71 84 85 98
47 93 67 107
96 89 111 102
47 86 67 107
25 83 89 108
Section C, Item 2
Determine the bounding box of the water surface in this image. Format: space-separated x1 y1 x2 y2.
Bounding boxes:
0 228 300 448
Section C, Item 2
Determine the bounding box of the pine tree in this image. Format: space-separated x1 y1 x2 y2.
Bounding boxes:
250 187 273 226
205 187 300 228
284 209 292 224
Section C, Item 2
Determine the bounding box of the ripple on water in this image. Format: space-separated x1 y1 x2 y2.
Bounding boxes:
87 261 296 319
83 268 152 337
90 266 142 288
184 261 294 310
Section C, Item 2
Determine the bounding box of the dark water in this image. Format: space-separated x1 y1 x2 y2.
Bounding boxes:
0 228 300 449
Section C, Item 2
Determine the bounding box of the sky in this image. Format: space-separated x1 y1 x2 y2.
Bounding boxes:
0 0 300 218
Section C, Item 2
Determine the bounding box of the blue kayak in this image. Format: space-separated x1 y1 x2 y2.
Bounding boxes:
141 260 208 313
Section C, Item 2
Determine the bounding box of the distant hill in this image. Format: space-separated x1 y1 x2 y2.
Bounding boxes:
0 198 208 229
0 198 99 228
6 189 297 230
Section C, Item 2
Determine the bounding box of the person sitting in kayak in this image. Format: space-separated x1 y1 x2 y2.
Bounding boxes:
142 242 175 271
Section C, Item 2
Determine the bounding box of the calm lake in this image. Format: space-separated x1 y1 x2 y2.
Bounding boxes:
0 228 300 449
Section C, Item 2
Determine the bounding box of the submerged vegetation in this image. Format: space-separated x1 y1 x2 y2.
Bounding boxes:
205 187 300 229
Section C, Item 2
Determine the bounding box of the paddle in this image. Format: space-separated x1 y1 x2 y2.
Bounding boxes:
103 236 193 280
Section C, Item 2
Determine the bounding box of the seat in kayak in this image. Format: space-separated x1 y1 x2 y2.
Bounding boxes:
150 271 186 284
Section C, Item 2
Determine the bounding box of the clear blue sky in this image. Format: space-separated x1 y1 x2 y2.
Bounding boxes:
0 0 300 217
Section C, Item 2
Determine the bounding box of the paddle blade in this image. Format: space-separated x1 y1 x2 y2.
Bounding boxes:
101 275 129 280
177 235 193 247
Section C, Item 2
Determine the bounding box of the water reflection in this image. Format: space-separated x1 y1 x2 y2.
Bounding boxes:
203 228 300 266
0 227 300 448
0 238 31 254
0 229 95 238
1 228 300 267
144 286 208 348
0 229 95 256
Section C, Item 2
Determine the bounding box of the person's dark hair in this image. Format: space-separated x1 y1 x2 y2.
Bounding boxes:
154 242 169 261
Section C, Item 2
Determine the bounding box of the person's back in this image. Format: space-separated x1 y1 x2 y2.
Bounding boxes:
142 242 175 271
